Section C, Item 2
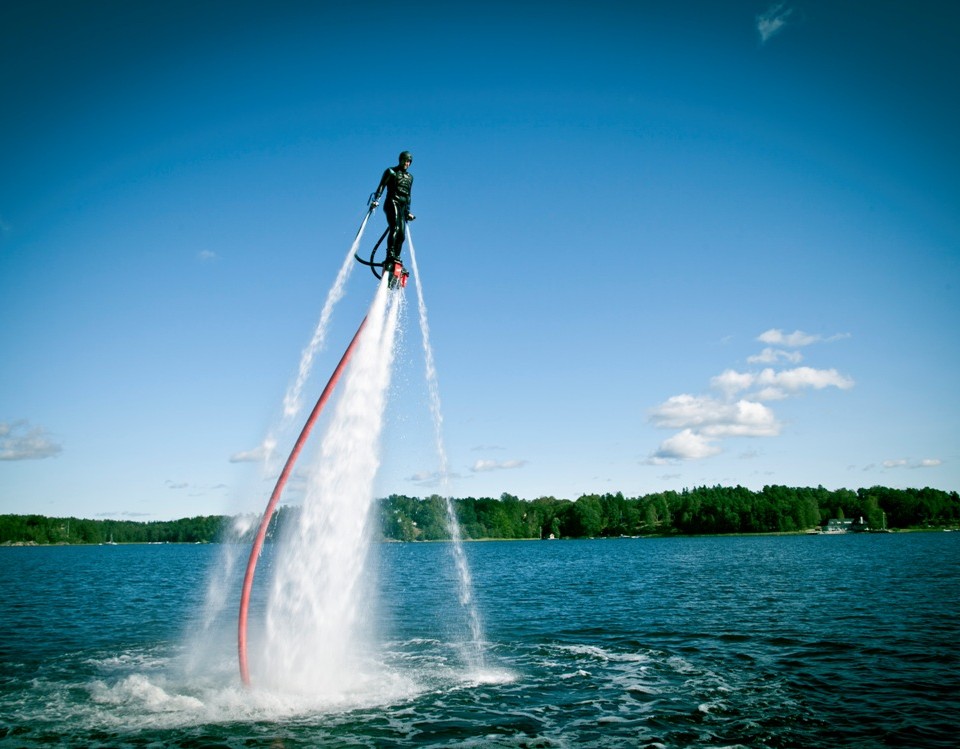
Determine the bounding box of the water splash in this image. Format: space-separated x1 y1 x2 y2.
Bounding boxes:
263 278 404 695
407 231 487 671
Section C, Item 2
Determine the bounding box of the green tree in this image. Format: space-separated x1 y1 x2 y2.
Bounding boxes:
569 495 604 537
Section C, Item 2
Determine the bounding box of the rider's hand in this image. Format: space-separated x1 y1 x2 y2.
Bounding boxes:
407 213 416 221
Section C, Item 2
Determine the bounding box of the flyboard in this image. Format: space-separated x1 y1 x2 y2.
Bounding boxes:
237 199 409 687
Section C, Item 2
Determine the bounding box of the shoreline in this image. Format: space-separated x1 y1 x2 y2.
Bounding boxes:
5 527 959 547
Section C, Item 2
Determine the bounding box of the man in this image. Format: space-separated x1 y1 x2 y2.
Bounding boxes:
371 151 415 268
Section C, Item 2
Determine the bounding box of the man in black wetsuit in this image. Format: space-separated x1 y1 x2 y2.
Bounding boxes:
371 151 415 270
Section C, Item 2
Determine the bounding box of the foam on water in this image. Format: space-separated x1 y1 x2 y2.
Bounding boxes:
23 636 502 733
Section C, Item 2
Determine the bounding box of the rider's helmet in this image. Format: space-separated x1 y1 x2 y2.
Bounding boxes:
398 151 413 165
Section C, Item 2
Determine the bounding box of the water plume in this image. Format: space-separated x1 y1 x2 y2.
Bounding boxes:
407 231 487 671
263 278 403 695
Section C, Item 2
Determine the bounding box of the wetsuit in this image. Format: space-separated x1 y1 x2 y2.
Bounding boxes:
374 166 414 263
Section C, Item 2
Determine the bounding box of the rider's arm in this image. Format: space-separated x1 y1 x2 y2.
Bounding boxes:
373 168 393 202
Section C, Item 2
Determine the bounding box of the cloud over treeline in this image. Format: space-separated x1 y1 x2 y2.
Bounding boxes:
471 458 528 473
648 329 853 463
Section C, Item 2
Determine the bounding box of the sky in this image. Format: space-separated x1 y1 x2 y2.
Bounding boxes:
1 0 958 521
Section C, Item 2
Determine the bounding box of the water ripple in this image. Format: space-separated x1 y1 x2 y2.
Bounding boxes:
2 534 959 747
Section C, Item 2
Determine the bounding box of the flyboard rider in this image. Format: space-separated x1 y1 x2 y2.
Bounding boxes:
370 151 416 271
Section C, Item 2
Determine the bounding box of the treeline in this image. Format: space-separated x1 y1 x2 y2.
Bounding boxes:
1 486 957 545
0 514 227 545
380 485 960 540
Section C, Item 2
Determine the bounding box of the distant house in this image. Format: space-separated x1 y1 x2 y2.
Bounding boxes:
823 518 853 534
823 516 870 534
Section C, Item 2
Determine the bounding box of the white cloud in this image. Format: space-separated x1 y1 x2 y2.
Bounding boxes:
883 457 942 470
470 458 528 473
230 448 263 463
198 250 218 261
229 438 276 463
753 386 791 401
711 369 756 397
649 394 780 438
703 400 780 438
406 469 463 487
757 328 819 347
747 347 804 365
708 366 855 400
647 329 854 463
757 3 794 44
0 420 62 460
757 366 855 393
757 328 851 348
650 429 722 463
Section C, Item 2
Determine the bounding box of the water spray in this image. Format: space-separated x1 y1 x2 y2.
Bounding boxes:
238 315 368 686
264 283 402 694
236 206 484 690
283 209 373 421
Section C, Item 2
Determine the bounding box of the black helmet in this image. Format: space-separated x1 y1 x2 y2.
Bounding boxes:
398 150 413 164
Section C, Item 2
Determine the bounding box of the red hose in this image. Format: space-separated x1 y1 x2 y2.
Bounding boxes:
238 316 368 686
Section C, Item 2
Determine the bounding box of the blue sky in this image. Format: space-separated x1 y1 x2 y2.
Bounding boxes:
2 0 957 520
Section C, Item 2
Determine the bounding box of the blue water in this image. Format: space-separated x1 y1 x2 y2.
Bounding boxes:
1 533 958 747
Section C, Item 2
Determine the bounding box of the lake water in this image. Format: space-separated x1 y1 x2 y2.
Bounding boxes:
1 533 958 747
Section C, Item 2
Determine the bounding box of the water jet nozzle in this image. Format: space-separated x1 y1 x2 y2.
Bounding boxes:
386 258 409 289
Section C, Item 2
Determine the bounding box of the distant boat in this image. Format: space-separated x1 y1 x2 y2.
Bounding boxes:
105 533 117 545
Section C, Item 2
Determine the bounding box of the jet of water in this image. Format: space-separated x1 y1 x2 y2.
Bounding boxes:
264 278 404 695
407 231 487 671
282 211 373 421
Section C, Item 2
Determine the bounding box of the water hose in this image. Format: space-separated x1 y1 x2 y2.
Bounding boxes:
354 228 390 280
238 315 368 686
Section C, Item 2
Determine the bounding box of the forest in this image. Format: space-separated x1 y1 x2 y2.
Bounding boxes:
1 485 957 545
0 514 225 545
378 485 959 540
